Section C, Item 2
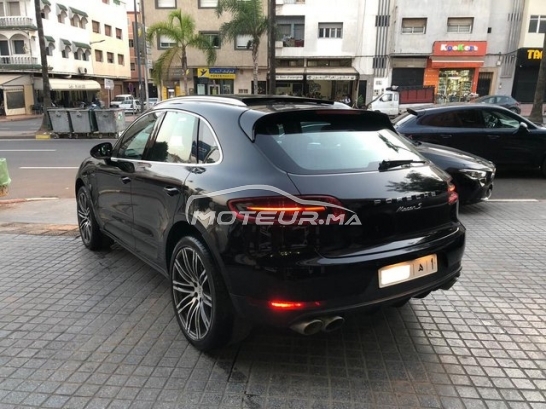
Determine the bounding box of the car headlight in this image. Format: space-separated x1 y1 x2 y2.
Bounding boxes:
460 169 488 181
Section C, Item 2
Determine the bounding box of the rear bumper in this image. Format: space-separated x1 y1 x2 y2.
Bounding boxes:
225 226 465 328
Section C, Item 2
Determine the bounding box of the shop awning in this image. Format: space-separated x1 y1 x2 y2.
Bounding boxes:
0 75 31 88
276 67 305 81
73 42 91 49
430 57 484 69
306 67 358 81
70 7 88 17
60 38 71 46
41 0 51 5
34 78 101 91
57 3 67 11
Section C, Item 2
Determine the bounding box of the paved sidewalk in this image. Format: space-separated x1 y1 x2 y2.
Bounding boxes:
0 201 546 408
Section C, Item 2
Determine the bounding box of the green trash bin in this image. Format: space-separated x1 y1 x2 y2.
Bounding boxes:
0 158 10 197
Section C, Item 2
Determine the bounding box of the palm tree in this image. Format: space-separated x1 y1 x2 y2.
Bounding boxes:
146 10 217 96
529 32 546 125
216 0 269 94
34 0 52 132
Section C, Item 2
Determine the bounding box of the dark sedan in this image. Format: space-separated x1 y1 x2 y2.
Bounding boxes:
471 94 521 114
414 142 495 204
76 96 465 351
394 104 546 177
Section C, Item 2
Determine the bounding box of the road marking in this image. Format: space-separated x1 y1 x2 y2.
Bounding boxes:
0 149 56 152
488 199 539 202
20 167 79 169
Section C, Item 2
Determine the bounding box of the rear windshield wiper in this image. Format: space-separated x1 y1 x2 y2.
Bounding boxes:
378 159 427 171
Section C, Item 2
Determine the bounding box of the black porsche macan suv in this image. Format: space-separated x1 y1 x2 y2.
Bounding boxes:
76 96 466 351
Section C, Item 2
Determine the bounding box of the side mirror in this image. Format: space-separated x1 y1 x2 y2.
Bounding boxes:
519 122 529 133
90 142 113 159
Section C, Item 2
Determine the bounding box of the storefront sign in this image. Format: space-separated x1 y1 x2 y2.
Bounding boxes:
306 75 357 81
276 75 304 80
198 67 236 79
516 48 543 67
433 41 487 57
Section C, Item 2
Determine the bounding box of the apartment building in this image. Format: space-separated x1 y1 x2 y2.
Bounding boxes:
141 0 267 99
0 0 130 117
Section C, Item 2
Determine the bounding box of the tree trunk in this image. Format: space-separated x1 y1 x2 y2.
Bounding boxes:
252 44 259 94
529 33 546 124
268 0 276 95
34 0 52 132
181 47 188 96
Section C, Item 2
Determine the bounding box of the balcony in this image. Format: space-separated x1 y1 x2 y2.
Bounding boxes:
0 55 40 70
0 16 37 30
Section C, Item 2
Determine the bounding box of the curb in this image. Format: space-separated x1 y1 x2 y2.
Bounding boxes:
35 133 52 139
0 222 79 236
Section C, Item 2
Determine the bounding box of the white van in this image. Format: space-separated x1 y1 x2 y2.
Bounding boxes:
110 94 140 113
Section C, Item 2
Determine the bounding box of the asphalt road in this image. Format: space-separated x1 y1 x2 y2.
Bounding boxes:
0 117 42 138
0 128 545 201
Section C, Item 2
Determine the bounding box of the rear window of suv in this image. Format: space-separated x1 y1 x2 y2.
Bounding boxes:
254 110 424 175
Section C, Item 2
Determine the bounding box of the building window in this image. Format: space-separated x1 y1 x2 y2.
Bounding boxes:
130 62 135 71
129 39 134 48
107 52 114 63
92 20 100 33
6 1 21 15
402 18 426 34
318 23 343 38
82 52 88 61
159 34 176 48
375 15 390 27
199 0 217 7
277 16 305 46
105 25 112 36
74 50 81 60
307 58 351 67
95 49 103 62
57 12 66 24
102 0 109 3
61 48 70 58
118 54 124 65
71 15 79 27
447 17 473 33
235 34 253 49
156 0 176 8
46 45 53 56
276 59 305 67
79 18 86 29
116 28 122 39
201 32 220 48
528 15 546 34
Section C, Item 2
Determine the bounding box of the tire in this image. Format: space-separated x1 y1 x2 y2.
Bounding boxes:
170 236 236 351
77 186 112 251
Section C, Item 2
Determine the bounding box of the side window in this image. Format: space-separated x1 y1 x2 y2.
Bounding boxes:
195 120 221 164
147 111 197 163
117 113 161 159
481 109 520 129
457 110 484 128
419 112 460 127
380 94 392 102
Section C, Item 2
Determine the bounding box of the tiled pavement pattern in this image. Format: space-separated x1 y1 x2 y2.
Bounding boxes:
0 202 545 409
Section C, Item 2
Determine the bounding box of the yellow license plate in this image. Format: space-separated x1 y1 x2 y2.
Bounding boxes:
379 254 438 288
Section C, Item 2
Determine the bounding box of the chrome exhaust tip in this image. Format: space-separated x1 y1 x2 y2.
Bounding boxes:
290 319 324 335
321 316 345 332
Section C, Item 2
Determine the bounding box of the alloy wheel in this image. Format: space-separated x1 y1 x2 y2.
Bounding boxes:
172 247 212 341
77 190 92 245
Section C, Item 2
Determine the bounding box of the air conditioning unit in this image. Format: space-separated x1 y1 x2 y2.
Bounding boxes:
78 67 87 74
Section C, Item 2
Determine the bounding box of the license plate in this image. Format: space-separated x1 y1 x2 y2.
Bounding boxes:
379 254 438 288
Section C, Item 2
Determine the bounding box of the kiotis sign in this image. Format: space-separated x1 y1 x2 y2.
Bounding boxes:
433 41 487 57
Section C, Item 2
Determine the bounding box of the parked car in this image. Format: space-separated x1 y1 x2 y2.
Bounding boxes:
414 142 495 204
471 94 521 114
393 104 546 177
75 95 466 351
110 94 140 114
145 98 159 109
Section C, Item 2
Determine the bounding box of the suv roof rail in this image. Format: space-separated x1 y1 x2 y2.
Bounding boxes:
167 95 336 108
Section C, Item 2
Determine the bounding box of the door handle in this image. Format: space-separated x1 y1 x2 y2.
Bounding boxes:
487 134 500 139
163 186 181 196
439 134 452 139
121 176 131 184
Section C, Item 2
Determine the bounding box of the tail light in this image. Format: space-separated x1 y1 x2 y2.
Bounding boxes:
447 182 458 205
269 300 322 310
227 195 347 225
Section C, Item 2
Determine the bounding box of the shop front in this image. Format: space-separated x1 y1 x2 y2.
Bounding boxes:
0 75 33 116
194 67 235 95
424 41 487 103
512 48 545 103
34 77 101 107
274 68 358 100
